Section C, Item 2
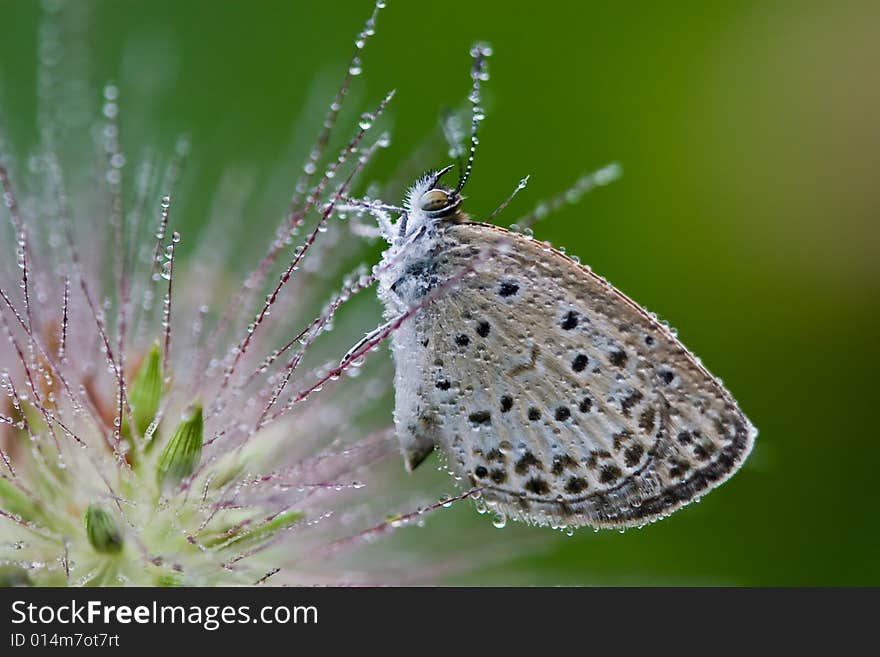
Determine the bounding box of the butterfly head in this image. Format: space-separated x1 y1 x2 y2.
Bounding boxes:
396 165 466 242
408 164 463 219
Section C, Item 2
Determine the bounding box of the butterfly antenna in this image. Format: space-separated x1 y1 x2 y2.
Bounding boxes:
428 164 456 189
487 175 530 223
455 42 492 195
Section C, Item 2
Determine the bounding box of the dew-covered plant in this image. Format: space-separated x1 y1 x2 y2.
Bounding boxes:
0 0 475 586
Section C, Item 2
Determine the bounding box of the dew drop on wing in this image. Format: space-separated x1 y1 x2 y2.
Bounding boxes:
492 511 507 529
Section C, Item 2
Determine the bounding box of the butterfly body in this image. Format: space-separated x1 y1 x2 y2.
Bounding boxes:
374 172 756 529
363 44 754 530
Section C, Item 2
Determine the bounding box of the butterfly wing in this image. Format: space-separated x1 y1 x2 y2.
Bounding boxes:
410 221 756 529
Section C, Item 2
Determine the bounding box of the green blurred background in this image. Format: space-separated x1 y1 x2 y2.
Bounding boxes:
1 0 878 585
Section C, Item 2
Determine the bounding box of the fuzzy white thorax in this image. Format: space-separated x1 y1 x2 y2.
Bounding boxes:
374 170 456 318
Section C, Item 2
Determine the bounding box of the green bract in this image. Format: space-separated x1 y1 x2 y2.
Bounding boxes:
124 341 163 443
155 404 203 490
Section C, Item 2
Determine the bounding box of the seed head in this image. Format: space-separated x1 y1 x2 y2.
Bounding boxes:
0 0 484 586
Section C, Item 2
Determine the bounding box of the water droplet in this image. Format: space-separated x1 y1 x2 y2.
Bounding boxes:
492 511 507 529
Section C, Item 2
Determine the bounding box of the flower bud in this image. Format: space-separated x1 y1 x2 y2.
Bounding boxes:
84 504 124 554
125 341 162 441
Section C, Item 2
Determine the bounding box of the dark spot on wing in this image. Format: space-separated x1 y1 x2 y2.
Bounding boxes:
638 407 656 433
599 464 623 484
571 354 588 372
435 379 451 390
613 430 633 450
498 281 519 297
693 442 717 461
476 321 490 337
586 450 611 469
659 369 674 384
609 350 628 367
474 466 488 478
468 410 491 426
486 448 506 463
677 430 693 445
554 406 571 422
668 458 690 479
579 396 593 413
455 334 470 347
490 468 508 484
551 454 578 475
515 452 543 475
561 310 579 330
528 407 541 421
500 395 513 413
624 444 644 468
524 478 550 495
620 390 644 417
565 477 589 494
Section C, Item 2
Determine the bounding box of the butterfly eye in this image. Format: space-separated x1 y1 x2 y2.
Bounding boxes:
418 189 453 213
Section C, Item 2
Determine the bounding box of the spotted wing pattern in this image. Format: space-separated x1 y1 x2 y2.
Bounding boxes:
409 221 756 528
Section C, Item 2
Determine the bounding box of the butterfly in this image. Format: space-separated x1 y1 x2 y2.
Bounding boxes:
343 44 756 529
